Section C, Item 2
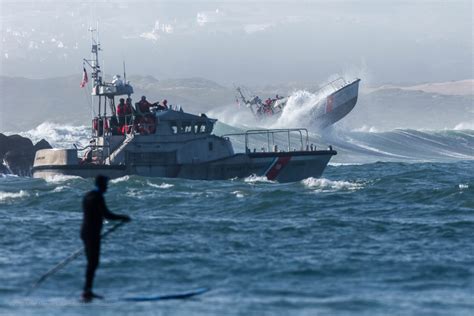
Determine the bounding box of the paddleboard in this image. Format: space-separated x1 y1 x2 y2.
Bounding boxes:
121 287 210 302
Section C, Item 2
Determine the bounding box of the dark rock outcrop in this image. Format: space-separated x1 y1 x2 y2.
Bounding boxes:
34 139 53 152
0 133 52 176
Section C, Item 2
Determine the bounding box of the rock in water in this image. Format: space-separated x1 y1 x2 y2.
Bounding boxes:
0 133 51 176
34 139 52 152
4 149 35 176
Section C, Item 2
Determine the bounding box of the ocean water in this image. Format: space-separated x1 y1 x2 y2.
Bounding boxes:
1 124 473 315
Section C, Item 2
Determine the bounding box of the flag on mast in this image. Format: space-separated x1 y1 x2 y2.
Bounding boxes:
80 67 88 88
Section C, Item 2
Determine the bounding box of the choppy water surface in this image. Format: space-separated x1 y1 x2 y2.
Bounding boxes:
1 159 473 315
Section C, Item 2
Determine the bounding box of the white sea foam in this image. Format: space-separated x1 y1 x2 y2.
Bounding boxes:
269 90 328 129
244 175 275 183
0 173 18 178
17 122 90 148
110 175 130 184
147 181 174 189
302 178 364 192
44 174 82 183
52 186 69 192
0 190 29 202
208 105 257 128
328 162 365 166
125 189 140 198
232 190 245 198
454 122 474 130
352 125 379 133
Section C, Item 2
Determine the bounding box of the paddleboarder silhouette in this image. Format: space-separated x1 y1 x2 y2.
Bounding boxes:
81 175 131 302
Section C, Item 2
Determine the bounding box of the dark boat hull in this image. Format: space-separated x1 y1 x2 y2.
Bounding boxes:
311 79 360 129
32 150 336 183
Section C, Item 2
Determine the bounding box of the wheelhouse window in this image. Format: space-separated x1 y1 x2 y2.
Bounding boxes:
170 122 178 134
183 122 192 133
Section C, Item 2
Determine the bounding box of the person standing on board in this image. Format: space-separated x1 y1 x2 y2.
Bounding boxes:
116 98 127 128
117 98 133 133
81 175 131 302
136 95 153 115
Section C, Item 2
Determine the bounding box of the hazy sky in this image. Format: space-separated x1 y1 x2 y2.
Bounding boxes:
0 0 472 85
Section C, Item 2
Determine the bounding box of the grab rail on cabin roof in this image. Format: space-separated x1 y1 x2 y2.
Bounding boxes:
222 128 309 153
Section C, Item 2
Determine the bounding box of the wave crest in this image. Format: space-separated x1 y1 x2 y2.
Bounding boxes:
44 175 82 183
0 190 29 202
147 181 174 189
18 122 90 148
110 176 131 184
244 175 275 183
302 178 364 191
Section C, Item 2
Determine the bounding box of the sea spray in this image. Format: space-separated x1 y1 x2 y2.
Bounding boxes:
269 90 328 129
208 105 258 128
18 122 90 148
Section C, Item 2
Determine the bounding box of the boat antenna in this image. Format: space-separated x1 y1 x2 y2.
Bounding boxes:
123 60 127 84
84 23 102 118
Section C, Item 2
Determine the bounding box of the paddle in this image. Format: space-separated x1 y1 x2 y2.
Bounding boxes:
27 220 127 294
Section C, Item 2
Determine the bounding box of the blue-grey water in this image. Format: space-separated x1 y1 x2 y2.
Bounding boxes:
1 125 473 315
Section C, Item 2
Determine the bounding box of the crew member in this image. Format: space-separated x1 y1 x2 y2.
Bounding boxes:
81 175 131 302
264 98 273 115
109 115 120 135
156 99 168 111
112 74 124 87
117 98 133 132
136 96 152 115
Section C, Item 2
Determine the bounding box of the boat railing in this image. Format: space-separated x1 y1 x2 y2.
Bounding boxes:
313 77 351 98
222 128 312 153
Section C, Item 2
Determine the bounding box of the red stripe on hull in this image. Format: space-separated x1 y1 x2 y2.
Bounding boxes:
265 156 291 180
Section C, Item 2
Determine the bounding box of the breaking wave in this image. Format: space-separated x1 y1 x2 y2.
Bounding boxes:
18 122 90 148
44 174 82 183
147 181 174 189
232 190 245 198
454 121 474 130
110 175 131 184
302 178 364 192
244 175 276 183
0 190 29 202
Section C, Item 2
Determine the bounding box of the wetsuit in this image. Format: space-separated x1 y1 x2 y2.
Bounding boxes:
80 189 126 293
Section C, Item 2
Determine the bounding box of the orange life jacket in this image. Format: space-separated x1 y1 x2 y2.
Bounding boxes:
117 104 126 116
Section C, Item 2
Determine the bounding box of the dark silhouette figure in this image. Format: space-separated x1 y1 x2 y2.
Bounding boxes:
81 175 131 302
